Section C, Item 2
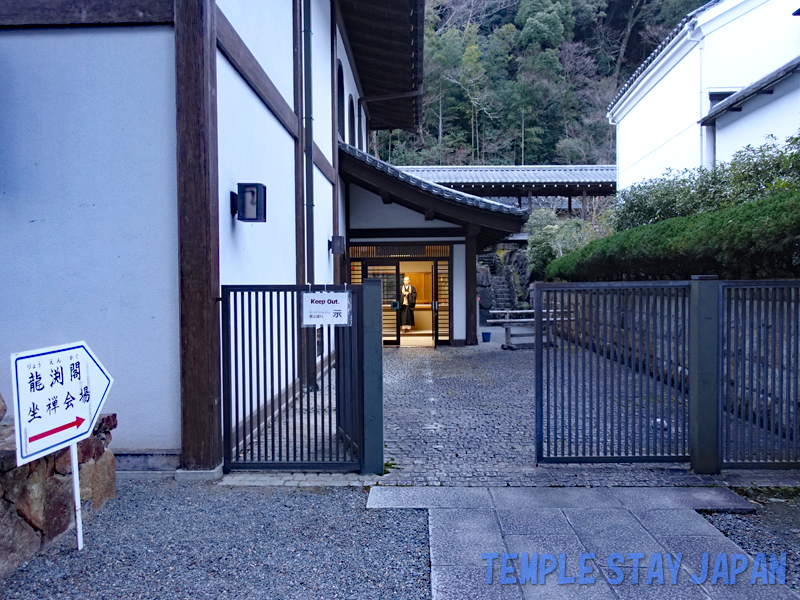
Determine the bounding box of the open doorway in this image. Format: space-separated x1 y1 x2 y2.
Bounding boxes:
399 261 434 347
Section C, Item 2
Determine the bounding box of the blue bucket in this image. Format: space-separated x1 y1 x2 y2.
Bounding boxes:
481 332 492 343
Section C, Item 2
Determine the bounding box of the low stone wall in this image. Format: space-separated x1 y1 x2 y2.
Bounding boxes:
0 403 117 580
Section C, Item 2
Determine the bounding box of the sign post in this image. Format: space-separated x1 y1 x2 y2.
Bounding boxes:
10 342 113 550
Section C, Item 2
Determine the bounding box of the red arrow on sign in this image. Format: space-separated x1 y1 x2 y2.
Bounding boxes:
29 416 86 443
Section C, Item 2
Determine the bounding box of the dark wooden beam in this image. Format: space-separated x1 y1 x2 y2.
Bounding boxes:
380 190 392 205
349 227 465 238
216 6 299 140
175 0 221 471
424 209 435 221
314 142 337 185
0 0 173 27
465 234 478 346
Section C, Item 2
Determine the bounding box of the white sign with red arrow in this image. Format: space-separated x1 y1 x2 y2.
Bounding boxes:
11 341 113 466
10 341 113 551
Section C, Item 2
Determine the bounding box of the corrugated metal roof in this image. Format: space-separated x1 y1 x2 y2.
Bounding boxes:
700 55 800 125
397 164 616 185
339 143 529 216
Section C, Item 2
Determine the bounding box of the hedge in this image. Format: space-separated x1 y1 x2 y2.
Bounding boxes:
546 191 800 281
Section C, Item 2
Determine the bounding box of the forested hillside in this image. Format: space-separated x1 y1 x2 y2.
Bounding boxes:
375 0 708 166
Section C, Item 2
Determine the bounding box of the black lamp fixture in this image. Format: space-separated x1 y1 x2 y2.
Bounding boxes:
328 235 345 255
230 183 266 222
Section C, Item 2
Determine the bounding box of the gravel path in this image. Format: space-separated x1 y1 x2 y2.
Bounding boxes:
705 487 800 593
0 479 431 600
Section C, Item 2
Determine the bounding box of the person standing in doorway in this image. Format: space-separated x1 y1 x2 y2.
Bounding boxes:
400 275 416 334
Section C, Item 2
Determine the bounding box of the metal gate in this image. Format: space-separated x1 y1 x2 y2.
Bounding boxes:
221 285 366 472
720 281 800 467
534 282 691 462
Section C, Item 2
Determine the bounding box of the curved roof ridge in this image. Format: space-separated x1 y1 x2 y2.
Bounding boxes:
338 143 529 216
607 0 724 113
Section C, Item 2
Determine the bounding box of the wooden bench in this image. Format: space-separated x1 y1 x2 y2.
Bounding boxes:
486 309 570 350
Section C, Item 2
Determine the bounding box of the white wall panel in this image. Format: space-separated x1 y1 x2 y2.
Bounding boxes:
452 244 467 342
216 0 294 105
217 52 296 286
0 27 180 451
349 185 461 229
312 0 333 164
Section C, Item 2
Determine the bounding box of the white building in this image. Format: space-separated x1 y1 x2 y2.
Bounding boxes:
607 0 800 189
0 1 525 474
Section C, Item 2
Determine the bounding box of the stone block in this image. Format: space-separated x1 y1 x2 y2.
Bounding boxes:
42 474 73 543
94 413 118 435
78 435 104 462
15 459 49 531
0 390 6 422
1 463 32 503
91 450 115 510
79 459 95 501
54 448 71 476
0 499 40 580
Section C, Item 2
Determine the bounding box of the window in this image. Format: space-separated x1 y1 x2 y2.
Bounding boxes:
348 95 356 146
337 62 344 140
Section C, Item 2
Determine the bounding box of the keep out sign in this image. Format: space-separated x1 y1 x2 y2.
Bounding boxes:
301 291 352 327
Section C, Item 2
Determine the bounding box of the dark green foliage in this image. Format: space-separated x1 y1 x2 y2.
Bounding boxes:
612 135 800 231
375 0 708 167
546 192 800 281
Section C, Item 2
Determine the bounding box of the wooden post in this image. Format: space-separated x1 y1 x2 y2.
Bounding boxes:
175 0 222 471
466 228 479 345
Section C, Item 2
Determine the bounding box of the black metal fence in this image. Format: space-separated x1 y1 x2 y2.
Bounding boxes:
534 282 691 462
533 279 800 470
721 281 800 466
221 283 383 473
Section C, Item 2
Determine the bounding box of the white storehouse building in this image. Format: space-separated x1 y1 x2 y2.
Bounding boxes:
0 1 527 474
607 0 800 188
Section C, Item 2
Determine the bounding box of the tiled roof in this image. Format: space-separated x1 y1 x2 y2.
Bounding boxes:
700 55 800 125
339 143 529 216
607 0 723 113
396 164 616 185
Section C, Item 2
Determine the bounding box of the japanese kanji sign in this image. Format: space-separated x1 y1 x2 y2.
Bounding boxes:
301 291 352 327
10 342 113 466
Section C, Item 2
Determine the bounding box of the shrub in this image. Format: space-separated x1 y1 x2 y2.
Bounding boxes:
612 134 800 231
546 191 800 281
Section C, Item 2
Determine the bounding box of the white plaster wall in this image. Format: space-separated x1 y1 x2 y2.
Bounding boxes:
349 185 461 229
336 28 362 146
216 1 294 105
0 27 180 451
716 74 800 163
452 244 467 342
217 53 297 286
313 170 335 283
312 0 334 164
703 0 799 97
616 47 702 188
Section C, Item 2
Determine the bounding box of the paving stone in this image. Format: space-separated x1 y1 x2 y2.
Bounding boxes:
431 565 523 600
631 509 726 540
429 509 503 567
496 508 572 536
610 487 755 512
491 488 622 509
563 508 666 564
367 486 492 509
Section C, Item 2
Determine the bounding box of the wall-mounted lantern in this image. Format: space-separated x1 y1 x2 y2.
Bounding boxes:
230 183 266 222
328 235 345 255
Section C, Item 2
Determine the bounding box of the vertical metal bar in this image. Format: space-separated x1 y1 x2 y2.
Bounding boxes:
222 289 233 472
233 292 241 464
610 289 617 456
748 287 755 462
546 290 552 457
255 292 262 463
587 289 593 457
291 292 298 462
734 287 741 464
268 292 275 461
282 292 290 462
727 287 733 463
667 288 674 456
560 288 565 457
681 287 689 455
534 284 544 462
276 291 284 461
602 289 608 456
794 286 799 462
659 287 666 455
582 290 588 457
247 292 254 461
567 289 573 456
780 286 787 462
327 324 334 462
758 287 765 462
624 288 631 456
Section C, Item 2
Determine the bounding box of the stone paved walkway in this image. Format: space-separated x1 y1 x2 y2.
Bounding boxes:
379 339 800 488
368 486 800 600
